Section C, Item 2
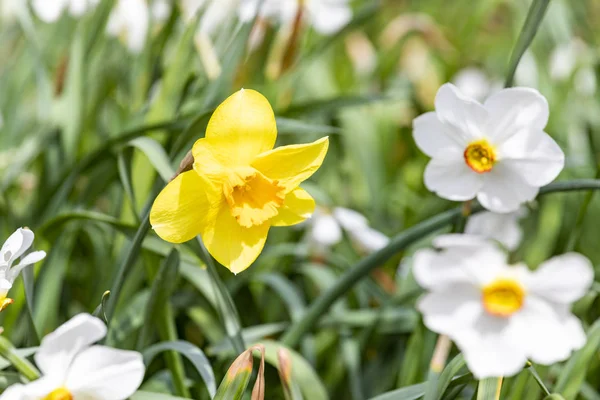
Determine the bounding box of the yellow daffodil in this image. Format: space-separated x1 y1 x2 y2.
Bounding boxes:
150 89 329 273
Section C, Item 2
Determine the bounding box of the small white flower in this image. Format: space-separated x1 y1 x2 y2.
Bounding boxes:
413 83 564 213
151 0 171 24
0 314 145 400
465 209 525 251
31 0 99 23
413 235 593 379
107 0 150 54
241 0 352 35
308 207 389 254
0 228 46 311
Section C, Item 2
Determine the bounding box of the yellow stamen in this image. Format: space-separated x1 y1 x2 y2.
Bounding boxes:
223 168 285 228
0 297 13 312
464 139 496 173
482 278 525 317
44 388 73 400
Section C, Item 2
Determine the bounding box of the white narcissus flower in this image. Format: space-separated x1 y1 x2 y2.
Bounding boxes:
465 209 525 251
107 0 150 54
0 314 145 400
413 83 565 213
413 235 593 379
0 228 46 311
309 207 389 254
240 0 352 35
31 0 99 23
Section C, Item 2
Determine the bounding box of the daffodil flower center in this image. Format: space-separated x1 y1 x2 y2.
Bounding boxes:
482 278 525 317
464 139 496 173
44 387 73 400
223 167 286 228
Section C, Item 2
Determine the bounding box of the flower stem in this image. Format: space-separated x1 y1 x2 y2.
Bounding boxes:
281 179 600 348
0 335 40 381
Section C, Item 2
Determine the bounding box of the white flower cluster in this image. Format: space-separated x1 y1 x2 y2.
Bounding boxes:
0 314 144 399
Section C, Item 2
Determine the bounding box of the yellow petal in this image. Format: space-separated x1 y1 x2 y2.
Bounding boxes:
150 171 220 244
271 188 315 227
251 137 329 191
203 89 277 166
202 204 270 274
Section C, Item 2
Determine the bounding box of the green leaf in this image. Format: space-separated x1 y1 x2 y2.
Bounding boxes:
127 137 176 183
504 0 551 87
131 391 189 400
21 266 40 345
143 340 217 398
137 249 180 349
368 383 426 400
555 319 600 399
477 377 503 400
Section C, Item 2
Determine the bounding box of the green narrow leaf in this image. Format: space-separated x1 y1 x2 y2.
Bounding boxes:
137 249 180 349
60 28 85 163
555 319 600 399
504 0 551 87
435 354 468 399
21 266 40 345
477 377 503 400
368 383 426 400
130 391 189 400
143 340 217 398
128 137 176 183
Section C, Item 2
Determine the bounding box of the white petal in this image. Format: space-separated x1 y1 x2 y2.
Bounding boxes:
8 251 46 282
497 129 564 187
349 228 389 253
14 376 61 398
412 112 465 158
0 384 25 400
424 158 484 201
1 228 34 267
434 83 488 142
465 211 523 251
418 284 482 336
333 207 368 232
526 253 593 304
483 87 549 145
514 296 586 365
454 314 528 379
32 0 67 22
412 243 506 289
66 345 145 399
310 214 342 247
35 314 107 378
432 233 494 249
452 68 491 102
309 3 352 35
477 164 538 213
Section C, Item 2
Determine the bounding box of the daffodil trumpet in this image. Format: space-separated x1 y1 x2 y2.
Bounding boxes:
151 89 329 273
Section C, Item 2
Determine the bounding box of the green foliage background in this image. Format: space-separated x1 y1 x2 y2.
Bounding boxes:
0 0 599 399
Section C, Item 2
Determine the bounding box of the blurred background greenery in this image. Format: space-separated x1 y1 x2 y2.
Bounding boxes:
0 0 599 399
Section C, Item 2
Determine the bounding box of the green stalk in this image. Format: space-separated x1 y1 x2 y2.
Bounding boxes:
281 179 600 348
504 0 551 87
157 304 191 398
0 336 40 382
